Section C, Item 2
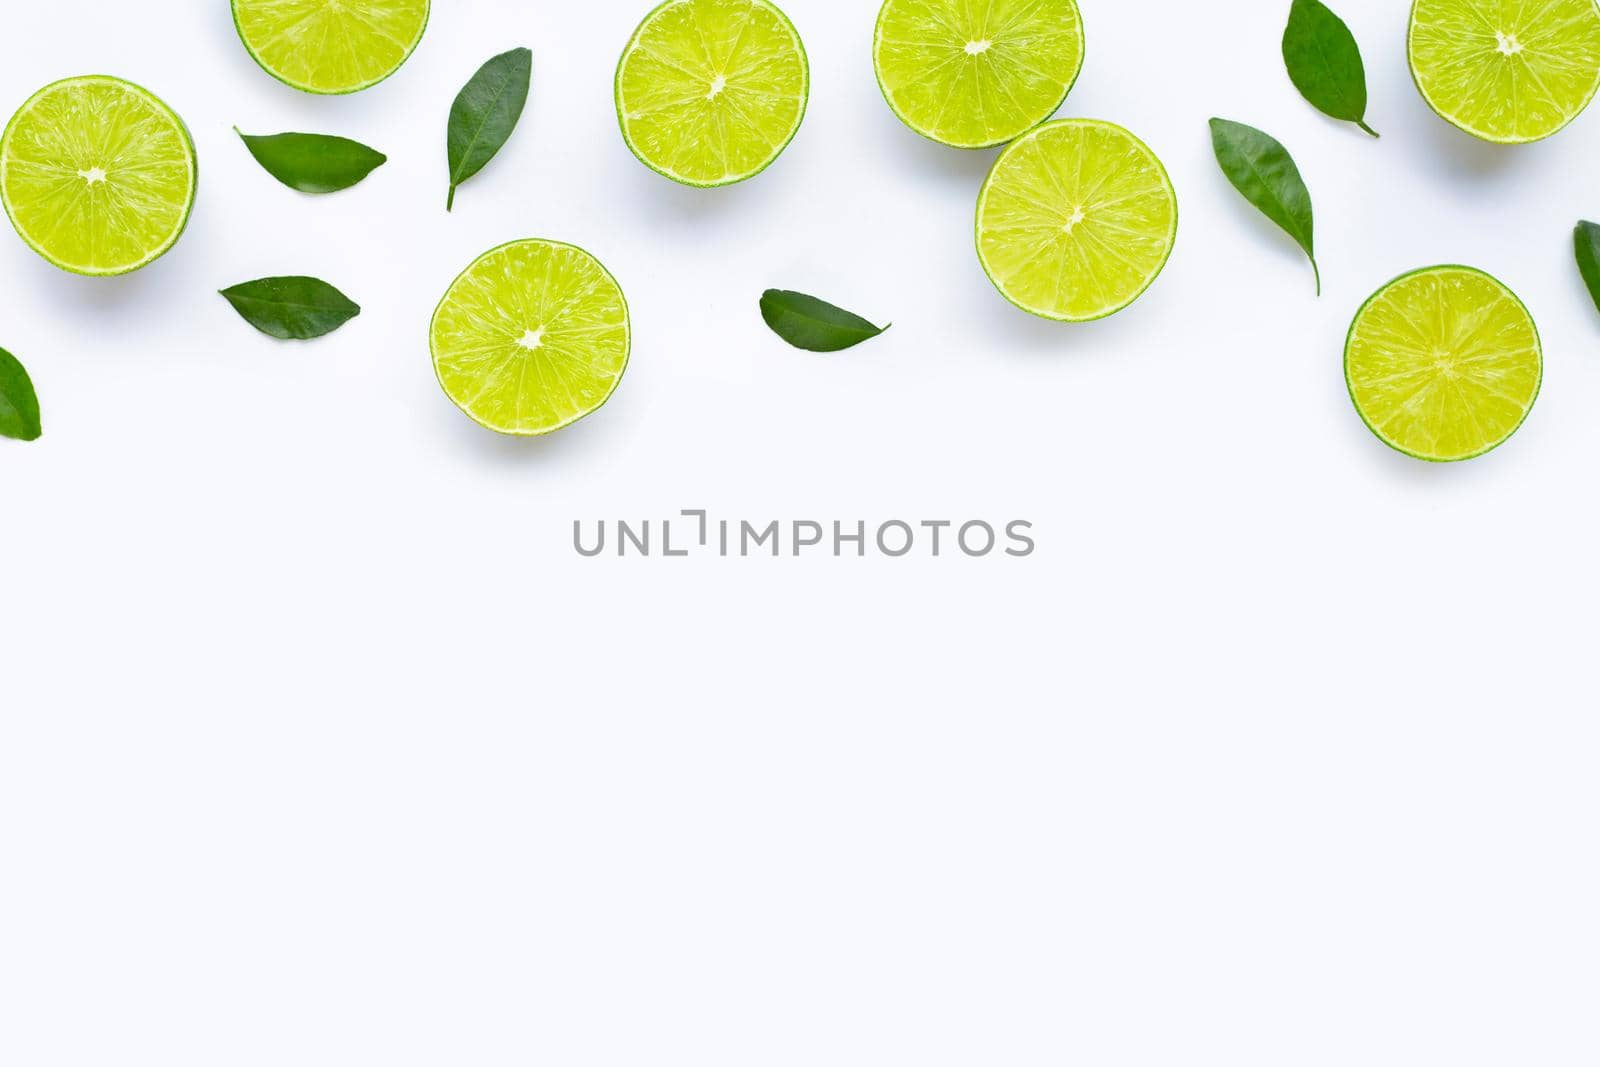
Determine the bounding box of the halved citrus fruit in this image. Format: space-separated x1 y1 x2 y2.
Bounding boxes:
431 240 631 437
232 0 430 95
874 0 1085 149
1 76 196 276
615 0 809 187
1408 0 1600 143
1345 266 1542 462
976 119 1177 322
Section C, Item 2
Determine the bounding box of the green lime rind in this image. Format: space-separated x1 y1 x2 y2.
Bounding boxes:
0 75 198 277
1344 264 1544 462
429 239 632 437
1406 0 1600 144
230 0 431 96
974 118 1178 323
614 0 810 189
871 0 1086 150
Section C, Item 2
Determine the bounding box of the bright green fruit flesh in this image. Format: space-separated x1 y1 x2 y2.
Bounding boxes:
431 240 631 437
874 0 1085 149
1346 266 1542 462
1409 0 1600 143
616 0 809 187
976 119 1177 322
0 77 196 276
232 0 430 95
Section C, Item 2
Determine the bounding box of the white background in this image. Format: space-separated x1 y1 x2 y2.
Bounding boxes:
3 0 1598 1063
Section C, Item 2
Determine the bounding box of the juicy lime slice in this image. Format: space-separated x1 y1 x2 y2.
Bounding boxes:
0 77 196 277
431 240 631 436
232 0 430 95
1346 266 1542 462
874 0 1085 149
975 119 1177 322
1408 0 1600 143
615 0 809 187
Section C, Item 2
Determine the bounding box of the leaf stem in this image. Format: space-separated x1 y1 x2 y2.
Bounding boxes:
1357 120 1380 138
1311 257 1323 297
447 185 456 212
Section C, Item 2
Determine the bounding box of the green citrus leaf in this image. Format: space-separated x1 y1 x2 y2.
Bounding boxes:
1282 0 1378 136
760 290 889 352
446 47 533 212
220 277 361 341
1577 221 1600 317
0 347 41 441
236 129 387 194
1209 118 1321 295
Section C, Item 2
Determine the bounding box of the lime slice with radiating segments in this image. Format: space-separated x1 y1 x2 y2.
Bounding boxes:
232 0 430 95
975 119 1177 322
0 76 196 277
1346 266 1542 462
873 0 1085 149
431 240 631 437
615 0 809 187
1409 0 1600 143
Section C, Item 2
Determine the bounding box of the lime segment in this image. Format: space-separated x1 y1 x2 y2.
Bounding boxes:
431 240 631 437
1 77 196 276
232 0 430 95
874 0 1085 149
616 0 809 187
1409 0 1600 143
976 119 1177 322
1346 266 1542 462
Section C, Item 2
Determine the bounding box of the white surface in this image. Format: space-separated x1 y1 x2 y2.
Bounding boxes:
3 1 1598 1063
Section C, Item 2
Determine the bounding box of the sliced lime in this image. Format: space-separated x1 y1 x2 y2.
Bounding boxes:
874 0 1085 149
232 0 430 95
615 0 809 187
431 240 631 437
975 119 1177 322
1409 0 1600 143
1 76 196 277
1346 266 1542 462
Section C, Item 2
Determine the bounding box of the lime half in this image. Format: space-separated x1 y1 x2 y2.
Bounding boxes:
1409 0 1600 143
1346 266 1541 462
1 77 196 277
232 0 430 95
616 0 809 187
976 119 1177 322
431 240 631 437
874 0 1085 149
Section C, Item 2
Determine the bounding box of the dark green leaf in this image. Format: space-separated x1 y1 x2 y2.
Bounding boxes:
0 347 41 442
760 290 889 352
446 47 533 211
1577 221 1600 316
1209 118 1321 295
220 277 361 340
1282 0 1377 137
236 129 387 194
